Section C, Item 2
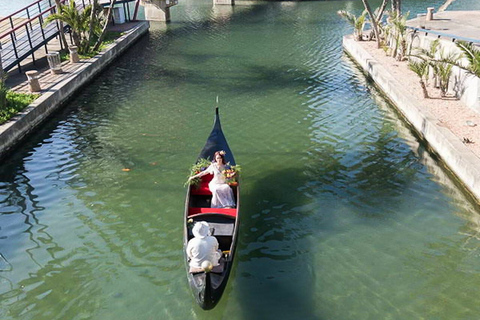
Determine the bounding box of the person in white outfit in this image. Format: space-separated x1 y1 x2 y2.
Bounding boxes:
188 151 236 208
186 221 222 271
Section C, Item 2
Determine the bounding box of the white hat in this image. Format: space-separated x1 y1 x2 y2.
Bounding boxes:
192 221 210 238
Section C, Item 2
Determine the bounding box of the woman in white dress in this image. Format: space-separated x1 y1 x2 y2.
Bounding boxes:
188 151 236 208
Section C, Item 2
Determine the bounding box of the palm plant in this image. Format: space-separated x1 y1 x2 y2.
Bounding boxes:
93 0 117 52
385 10 409 60
44 1 92 53
408 60 429 98
455 41 480 78
410 40 460 97
436 51 457 97
45 1 105 55
337 10 368 41
54 0 69 49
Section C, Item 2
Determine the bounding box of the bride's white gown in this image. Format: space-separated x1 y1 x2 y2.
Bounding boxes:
206 163 236 208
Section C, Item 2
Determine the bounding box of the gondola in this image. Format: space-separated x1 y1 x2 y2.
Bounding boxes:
183 107 240 310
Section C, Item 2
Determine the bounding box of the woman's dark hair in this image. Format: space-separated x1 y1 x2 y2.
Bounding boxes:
213 151 226 165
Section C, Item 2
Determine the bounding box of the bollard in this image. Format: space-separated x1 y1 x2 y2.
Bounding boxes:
426 7 434 21
69 46 80 63
25 70 41 92
46 52 63 74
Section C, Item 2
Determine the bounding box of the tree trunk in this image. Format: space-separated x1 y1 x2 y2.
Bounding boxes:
54 0 69 50
370 0 388 41
87 0 99 53
361 0 381 48
392 0 401 15
375 0 389 25
92 0 116 52
72 31 83 51
420 80 429 98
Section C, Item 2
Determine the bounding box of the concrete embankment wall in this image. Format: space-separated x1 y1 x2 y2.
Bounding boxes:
343 34 480 202
0 21 150 160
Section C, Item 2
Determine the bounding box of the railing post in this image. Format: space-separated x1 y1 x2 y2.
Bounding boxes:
39 16 47 42
11 30 22 72
56 21 64 51
37 1 42 18
10 33 19 61
26 7 33 31
24 25 37 66
9 17 16 42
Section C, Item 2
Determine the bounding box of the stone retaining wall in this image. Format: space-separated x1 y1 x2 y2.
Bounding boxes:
0 21 150 160
343 34 480 202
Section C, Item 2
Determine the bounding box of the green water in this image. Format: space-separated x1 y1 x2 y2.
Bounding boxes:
2 0 480 319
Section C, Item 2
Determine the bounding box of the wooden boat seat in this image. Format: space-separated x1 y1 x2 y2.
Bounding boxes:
188 207 237 219
191 174 213 195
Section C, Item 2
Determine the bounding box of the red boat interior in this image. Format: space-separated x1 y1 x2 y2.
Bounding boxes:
188 174 238 218
187 174 238 252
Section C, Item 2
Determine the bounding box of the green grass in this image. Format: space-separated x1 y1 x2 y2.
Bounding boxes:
78 31 125 59
0 91 39 125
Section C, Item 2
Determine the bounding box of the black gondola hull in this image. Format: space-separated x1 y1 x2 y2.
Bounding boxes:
184 108 240 310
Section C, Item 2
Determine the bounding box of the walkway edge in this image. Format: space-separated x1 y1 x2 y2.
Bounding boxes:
0 21 150 160
343 34 480 202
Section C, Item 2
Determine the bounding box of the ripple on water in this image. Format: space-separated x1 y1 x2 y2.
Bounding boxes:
2 0 480 319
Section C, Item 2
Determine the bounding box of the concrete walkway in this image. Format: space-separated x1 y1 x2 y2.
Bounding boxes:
343 10 480 203
0 21 150 159
407 10 480 42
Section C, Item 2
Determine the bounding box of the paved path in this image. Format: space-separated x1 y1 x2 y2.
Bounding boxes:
5 21 141 92
407 10 480 43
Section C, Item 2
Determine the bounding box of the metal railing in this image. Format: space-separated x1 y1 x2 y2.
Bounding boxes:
0 0 77 72
406 26 480 46
0 0 138 73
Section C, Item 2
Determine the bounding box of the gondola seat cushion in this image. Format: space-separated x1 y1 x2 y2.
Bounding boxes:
191 174 213 195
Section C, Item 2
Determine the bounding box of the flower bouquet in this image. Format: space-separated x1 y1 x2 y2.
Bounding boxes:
223 164 241 186
185 158 211 187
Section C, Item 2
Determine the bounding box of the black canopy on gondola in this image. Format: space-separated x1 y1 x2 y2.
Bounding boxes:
197 107 235 165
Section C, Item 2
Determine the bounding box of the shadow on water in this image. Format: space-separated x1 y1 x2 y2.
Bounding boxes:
232 165 325 320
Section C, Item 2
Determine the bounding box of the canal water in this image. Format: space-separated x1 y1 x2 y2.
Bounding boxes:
2 0 480 319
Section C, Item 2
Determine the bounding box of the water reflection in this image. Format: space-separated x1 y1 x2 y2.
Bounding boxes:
1 0 480 318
